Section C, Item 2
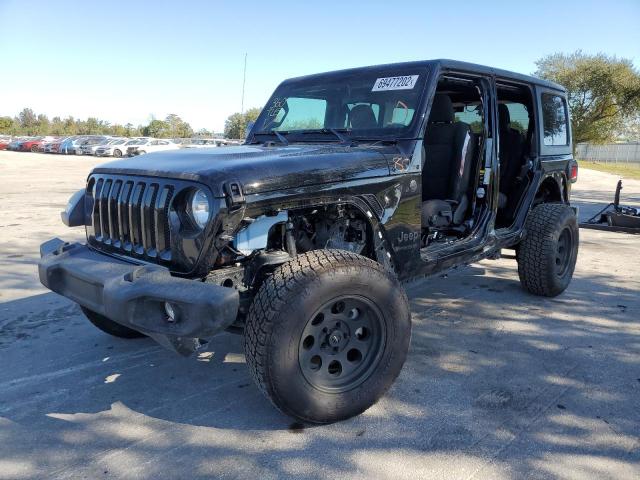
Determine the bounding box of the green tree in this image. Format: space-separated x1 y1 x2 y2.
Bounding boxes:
534 51 640 148
142 119 170 137
195 128 212 137
0 116 16 134
165 113 193 138
110 124 127 137
224 107 261 139
18 108 38 135
123 123 141 137
63 116 77 135
37 114 50 135
614 115 640 141
50 116 64 135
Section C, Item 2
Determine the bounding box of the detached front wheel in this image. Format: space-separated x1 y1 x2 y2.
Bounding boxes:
517 203 579 297
244 250 411 424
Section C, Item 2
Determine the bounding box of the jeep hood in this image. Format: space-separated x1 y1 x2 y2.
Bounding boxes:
92 144 391 197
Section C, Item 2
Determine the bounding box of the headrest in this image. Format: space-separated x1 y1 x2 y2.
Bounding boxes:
350 104 378 129
498 104 511 129
428 94 454 123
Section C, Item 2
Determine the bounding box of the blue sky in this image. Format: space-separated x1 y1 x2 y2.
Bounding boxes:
1 0 639 132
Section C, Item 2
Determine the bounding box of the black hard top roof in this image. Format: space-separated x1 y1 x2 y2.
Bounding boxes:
284 59 566 92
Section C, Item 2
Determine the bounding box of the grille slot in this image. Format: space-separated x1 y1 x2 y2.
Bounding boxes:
88 175 174 261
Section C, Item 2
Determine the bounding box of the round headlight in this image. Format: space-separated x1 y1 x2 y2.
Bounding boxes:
190 189 210 229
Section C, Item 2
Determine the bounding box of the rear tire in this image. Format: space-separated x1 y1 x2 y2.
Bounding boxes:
244 250 411 424
517 203 579 297
81 306 146 339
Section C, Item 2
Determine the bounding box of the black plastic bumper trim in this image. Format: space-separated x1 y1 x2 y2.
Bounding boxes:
38 238 239 355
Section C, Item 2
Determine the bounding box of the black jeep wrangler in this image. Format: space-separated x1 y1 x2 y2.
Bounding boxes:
39 59 579 424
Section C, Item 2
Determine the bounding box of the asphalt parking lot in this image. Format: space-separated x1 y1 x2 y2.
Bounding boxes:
0 151 638 480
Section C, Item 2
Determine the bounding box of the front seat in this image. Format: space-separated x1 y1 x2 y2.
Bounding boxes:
349 104 378 129
422 94 476 228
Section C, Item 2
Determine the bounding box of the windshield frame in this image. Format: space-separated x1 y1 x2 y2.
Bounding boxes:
249 64 431 144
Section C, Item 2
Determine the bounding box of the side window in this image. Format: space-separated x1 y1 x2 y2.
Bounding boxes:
541 94 568 146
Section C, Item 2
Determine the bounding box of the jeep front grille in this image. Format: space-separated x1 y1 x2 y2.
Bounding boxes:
87 174 174 262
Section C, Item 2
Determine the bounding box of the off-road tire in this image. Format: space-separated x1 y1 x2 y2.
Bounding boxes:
244 249 411 424
81 306 146 339
517 203 579 297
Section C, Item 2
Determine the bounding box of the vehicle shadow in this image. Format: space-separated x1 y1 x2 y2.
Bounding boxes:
0 255 639 478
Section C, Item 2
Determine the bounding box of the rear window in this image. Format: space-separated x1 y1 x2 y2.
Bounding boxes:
541 94 568 146
348 102 381 122
390 102 415 126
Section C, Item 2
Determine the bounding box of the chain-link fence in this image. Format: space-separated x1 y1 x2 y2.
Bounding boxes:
575 143 640 164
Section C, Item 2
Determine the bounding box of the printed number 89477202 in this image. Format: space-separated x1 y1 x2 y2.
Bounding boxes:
371 75 419 92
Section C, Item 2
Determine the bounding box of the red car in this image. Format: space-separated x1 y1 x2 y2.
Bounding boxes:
19 137 46 152
0 137 11 150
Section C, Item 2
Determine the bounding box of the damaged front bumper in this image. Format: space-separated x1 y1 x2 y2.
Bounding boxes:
38 238 239 355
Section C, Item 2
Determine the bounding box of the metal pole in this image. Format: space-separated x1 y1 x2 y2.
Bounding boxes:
241 53 247 114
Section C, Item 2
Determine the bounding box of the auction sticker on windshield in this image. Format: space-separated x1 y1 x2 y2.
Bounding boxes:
372 75 419 92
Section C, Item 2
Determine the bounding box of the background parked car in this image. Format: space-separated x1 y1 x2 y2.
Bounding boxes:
48 137 69 154
182 138 220 148
59 136 85 155
79 136 114 155
6 139 25 151
127 139 179 156
95 138 142 157
41 137 63 153
77 136 110 155
18 137 50 152
0 136 12 150
60 136 100 155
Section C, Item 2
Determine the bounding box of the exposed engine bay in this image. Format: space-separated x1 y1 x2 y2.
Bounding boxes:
207 205 369 293
290 207 368 255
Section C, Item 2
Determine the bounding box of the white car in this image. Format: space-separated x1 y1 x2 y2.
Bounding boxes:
127 139 179 156
182 139 221 148
95 138 142 158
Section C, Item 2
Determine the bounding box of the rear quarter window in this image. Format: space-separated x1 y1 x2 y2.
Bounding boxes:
541 94 568 146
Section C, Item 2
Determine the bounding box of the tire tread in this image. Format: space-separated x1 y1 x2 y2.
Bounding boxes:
517 203 577 297
244 249 408 420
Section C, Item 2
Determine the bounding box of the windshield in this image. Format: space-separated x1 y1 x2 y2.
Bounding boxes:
251 66 428 142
